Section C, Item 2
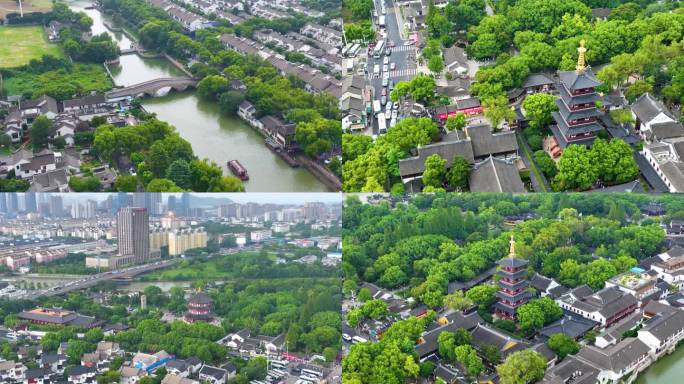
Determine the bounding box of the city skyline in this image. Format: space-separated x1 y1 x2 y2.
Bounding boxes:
11 192 342 205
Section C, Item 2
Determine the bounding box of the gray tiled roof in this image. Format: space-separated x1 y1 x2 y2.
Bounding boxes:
469 157 525 193
632 93 670 124
558 69 602 91
577 338 649 373
639 309 684 342
530 273 553 292
541 314 597 339
398 140 474 177
470 324 528 356
414 311 481 358
647 121 684 141
466 124 518 158
522 73 554 88
659 161 684 192
541 355 599 384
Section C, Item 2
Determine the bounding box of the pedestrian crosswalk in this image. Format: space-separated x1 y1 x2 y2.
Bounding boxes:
391 45 416 53
389 68 417 78
367 68 417 79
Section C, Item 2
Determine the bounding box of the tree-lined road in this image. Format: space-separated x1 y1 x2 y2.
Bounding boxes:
20 259 179 299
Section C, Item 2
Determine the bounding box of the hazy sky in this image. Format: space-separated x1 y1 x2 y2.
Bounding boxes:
38 193 342 205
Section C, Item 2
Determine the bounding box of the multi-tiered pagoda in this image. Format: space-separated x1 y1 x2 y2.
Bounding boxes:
494 236 531 320
185 292 214 323
550 40 604 149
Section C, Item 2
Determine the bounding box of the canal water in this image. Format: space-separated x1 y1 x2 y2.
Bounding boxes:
66 1 329 192
634 345 684 384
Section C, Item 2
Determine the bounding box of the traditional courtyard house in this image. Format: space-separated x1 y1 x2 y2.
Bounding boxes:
40 354 66 374
468 156 525 193
261 116 297 149
650 248 684 290
398 124 519 189
556 286 638 327
443 46 468 77
199 365 228 384
540 313 598 341
414 310 482 361
521 73 555 94
595 312 642 348
19 95 60 122
637 309 684 357
470 323 529 359
166 359 193 378
576 338 651 383
29 168 70 192
67 365 97 383
24 367 52 384
120 366 146 384
530 273 563 297
0 360 26 382
631 93 681 142
61 94 110 115
540 355 600 384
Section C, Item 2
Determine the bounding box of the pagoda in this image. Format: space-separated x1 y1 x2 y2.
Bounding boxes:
494 235 531 320
550 40 604 149
185 292 214 323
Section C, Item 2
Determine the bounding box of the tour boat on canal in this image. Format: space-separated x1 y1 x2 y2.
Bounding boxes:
228 160 249 181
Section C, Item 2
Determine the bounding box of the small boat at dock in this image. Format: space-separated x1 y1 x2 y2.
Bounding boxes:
228 160 249 181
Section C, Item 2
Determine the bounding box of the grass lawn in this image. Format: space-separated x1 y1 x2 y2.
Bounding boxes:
3 63 113 100
0 25 63 68
0 0 53 19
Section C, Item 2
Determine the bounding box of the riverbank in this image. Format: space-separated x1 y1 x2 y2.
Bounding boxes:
142 92 331 191
635 341 684 384
68 0 334 191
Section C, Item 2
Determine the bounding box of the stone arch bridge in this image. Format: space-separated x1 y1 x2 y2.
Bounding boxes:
105 77 198 101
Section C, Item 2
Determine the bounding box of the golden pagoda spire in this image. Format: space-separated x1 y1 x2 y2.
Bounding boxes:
576 39 587 74
508 235 516 258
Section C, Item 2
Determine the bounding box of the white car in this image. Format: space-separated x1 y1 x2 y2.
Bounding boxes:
383 56 389 65
392 110 398 119
382 64 388 73
390 62 396 70
342 333 352 341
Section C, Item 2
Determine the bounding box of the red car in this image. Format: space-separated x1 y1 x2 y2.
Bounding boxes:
389 41 396 48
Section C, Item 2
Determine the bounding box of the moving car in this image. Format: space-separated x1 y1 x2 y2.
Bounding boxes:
390 62 396 70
